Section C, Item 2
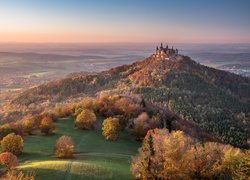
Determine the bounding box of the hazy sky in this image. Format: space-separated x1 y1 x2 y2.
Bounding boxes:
0 0 249 43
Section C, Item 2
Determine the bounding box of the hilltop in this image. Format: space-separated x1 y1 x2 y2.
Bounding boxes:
2 45 250 148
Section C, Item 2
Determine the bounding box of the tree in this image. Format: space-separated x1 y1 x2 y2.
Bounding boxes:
40 117 55 135
75 109 96 130
220 148 250 179
1 133 24 155
133 112 159 140
0 152 18 171
0 124 13 139
102 117 120 141
183 142 225 179
81 97 97 111
22 118 35 135
131 130 156 179
54 136 74 158
131 129 247 179
54 105 72 118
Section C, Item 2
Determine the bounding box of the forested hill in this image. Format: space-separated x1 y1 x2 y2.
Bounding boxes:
10 54 250 148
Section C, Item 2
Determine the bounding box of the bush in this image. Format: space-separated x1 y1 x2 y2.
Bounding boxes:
0 152 18 171
102 117 120 141
1 133 24 155
40 117 55 135
54 136 74 158
75 109 96 130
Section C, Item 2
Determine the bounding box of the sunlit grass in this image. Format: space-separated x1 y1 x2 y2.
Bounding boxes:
18 116 140 179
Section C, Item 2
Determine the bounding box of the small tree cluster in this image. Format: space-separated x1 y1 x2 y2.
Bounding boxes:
102 117 120 141
54 136 74 158
75 109 96 130
40 117 55 135
0 152 18 171
1 133 24 155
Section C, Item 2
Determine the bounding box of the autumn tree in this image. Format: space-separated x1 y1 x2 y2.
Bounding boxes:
81 97 97 111
54 136 74 158
183 142 225 179
22 118 35 135
75 109 96 130
40 117 55 135
54 105 72 118
1 133 24 155
131 129 248 179
131 130 156 179
102 117 120 141
133 112 159 140
0 124 13 139
220 148 250 179
0 152 18 171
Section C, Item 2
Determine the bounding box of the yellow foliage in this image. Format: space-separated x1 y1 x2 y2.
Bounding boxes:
102 117 120 141
75 109 96 130
1 133 24 155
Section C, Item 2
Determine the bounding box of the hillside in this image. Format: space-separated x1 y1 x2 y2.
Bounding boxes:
5 53 250 148
18 116 140 179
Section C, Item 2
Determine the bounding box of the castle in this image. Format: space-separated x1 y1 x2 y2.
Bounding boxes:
155 43 178 59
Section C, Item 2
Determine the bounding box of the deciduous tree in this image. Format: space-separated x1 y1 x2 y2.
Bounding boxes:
102 117 120 141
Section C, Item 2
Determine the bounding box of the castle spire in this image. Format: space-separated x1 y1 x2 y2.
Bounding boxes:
160 42 163 48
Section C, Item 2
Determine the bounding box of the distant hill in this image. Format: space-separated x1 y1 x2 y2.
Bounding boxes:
8 53 250 148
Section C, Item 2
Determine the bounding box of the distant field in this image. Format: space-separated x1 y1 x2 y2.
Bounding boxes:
18 117 140 180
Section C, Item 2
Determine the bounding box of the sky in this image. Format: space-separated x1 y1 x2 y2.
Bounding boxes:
0 0 249 43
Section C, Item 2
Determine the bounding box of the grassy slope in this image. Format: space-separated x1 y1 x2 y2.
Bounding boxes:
18 116 140 180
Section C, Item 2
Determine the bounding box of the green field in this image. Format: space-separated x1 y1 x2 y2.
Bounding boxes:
18 117 140 180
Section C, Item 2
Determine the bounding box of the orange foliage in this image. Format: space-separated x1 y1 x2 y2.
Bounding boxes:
0 152 18 171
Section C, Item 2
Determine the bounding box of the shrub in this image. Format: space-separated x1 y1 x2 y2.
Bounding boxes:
0 152 18 171
54 136 74 158
102 117 120 141
1 133 24 155
40 117 55 135
75 109 96 130
22 118 35 135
